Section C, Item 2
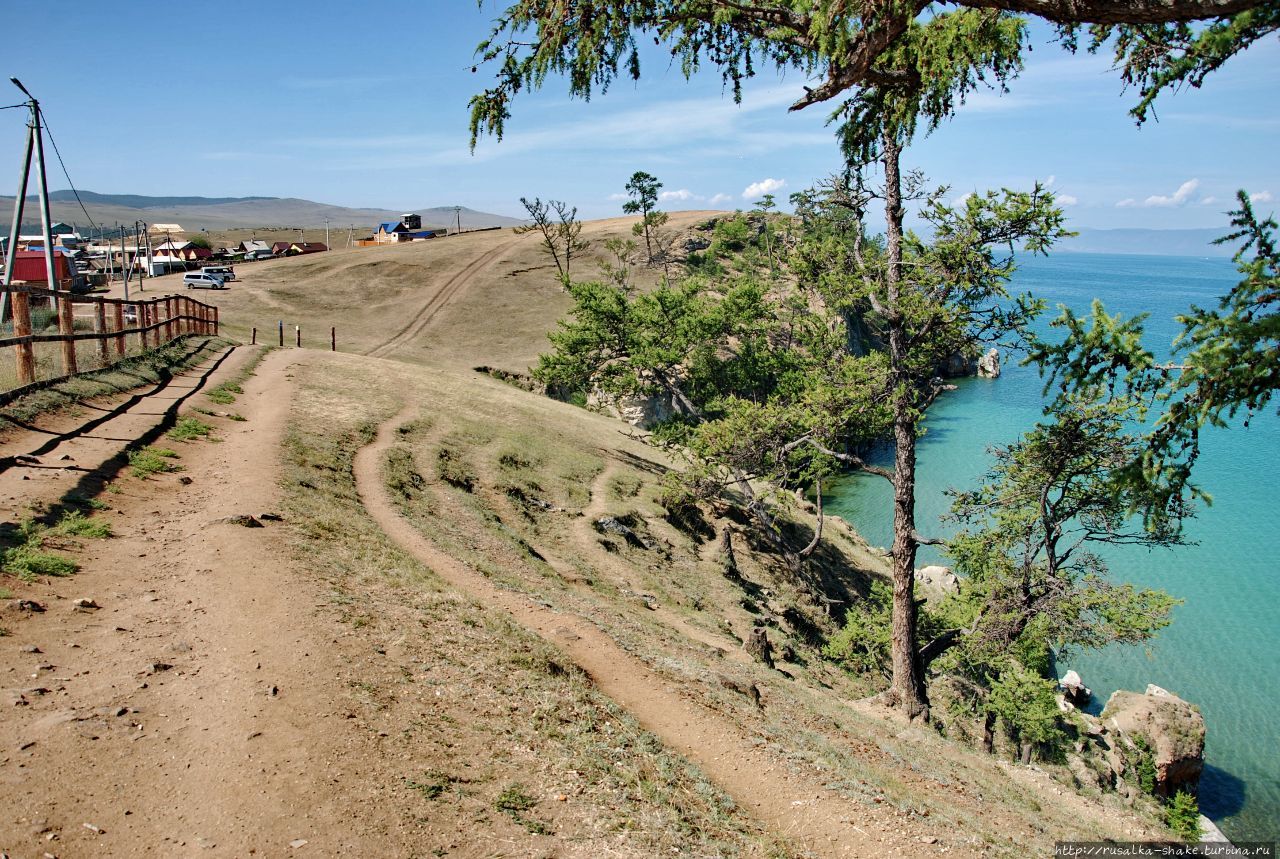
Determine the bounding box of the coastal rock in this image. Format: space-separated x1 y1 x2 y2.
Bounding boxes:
940 350 978 378
1059 670 1092 708
1102 686 1205 798
916 565 960 601
977 348 1001 379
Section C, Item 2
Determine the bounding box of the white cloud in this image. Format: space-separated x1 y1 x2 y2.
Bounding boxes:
1200 196 1219 206
1044 175 1056 188
1143 178 1201 207
1057 194 1078 206
660 189 696 202
1252 190 1274 203
1116 198 1137 208
743 178 786 199
953 191 975 207
606 192 628 202
708 193 734 207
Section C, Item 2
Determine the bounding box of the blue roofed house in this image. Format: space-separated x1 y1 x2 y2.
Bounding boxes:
374 221 408 243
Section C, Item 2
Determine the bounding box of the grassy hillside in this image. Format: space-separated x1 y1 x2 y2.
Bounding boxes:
88 213 1176 852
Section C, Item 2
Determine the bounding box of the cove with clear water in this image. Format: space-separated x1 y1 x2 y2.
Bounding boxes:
825 252 1279 842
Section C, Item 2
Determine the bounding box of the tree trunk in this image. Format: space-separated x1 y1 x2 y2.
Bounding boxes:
881 133 930 721
982 711 997 754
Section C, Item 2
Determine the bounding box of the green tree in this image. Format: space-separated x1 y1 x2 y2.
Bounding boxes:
621 171 669 266
515 197 589 286
468 0 1272 146
470 0 1268 721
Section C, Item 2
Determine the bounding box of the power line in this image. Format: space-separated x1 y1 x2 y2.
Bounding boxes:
0 102 29 110
38 108 99 233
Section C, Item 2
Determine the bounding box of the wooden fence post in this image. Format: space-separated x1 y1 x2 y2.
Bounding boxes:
295 326 301 348
113 302 126 357
58 293 77 375
163 296 174 342
252 326 257 345
277 320 283 347
141 302 152 350
94 300 109 368
12 291 36 386
213 305 219 336
331 326 336 352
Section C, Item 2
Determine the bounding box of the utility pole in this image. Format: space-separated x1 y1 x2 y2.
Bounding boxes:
325 217 330 248
1 82 37 324
120 225 131 301
454 206 462 235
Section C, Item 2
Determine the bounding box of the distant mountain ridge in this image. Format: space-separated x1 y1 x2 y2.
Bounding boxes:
1 190 526 232
43 190 277 208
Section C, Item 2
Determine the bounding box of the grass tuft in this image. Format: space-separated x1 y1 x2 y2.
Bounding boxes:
206 381 243 405
51 510 113 539
168 416 215 442
129 446 183 478
3 545 79 579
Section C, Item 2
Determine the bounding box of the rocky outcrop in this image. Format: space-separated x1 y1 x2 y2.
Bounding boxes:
977 348 1001 378
1102 685 1206 798
587 387 693 430
916 565 960 602
1059 669 1092 708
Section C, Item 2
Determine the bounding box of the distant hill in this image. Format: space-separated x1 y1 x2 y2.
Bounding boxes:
1 191 526 234
1060 227 1235 258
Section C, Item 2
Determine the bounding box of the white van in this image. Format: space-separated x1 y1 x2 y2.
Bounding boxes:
183 272 227 290
201 265 235 282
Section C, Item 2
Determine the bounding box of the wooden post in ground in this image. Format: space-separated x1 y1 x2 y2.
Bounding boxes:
140 302 151 350
331 326 335 352
58 293 76 374
113 302 125 357
163 296 173 342
213 305 218 336
12 291 35 386
295 326 300 348
251 327 257 345
277 320 283 347
94 300 108 367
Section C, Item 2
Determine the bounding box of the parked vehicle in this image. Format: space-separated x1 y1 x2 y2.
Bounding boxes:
244 249 273 261
201 265 235 281
183 272 227 290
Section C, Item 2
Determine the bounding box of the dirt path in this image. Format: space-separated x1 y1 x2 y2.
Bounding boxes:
365 238 525 360
355 404 970 859
0 349 409 857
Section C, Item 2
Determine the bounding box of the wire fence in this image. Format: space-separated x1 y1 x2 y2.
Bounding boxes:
0 286 219 403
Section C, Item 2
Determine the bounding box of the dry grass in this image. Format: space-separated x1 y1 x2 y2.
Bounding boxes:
278 352 1169 856
281 355 794 857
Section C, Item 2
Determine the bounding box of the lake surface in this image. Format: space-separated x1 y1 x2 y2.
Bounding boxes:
825 252 1279 842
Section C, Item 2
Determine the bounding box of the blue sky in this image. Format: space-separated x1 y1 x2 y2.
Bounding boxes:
2 1 1276 230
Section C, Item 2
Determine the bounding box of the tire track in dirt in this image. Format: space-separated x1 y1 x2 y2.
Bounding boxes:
365 238 524 360
354 404 976 859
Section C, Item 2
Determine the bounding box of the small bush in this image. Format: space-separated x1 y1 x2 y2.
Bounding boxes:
1166 790 1202 842
168 416 214 442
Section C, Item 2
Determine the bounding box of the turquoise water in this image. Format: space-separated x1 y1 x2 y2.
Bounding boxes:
825 253 1280 842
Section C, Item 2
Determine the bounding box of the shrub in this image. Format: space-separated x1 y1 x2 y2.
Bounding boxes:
1166 790 1202 842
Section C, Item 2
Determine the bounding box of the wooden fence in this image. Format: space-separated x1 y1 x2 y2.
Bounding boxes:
0 286 219 402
